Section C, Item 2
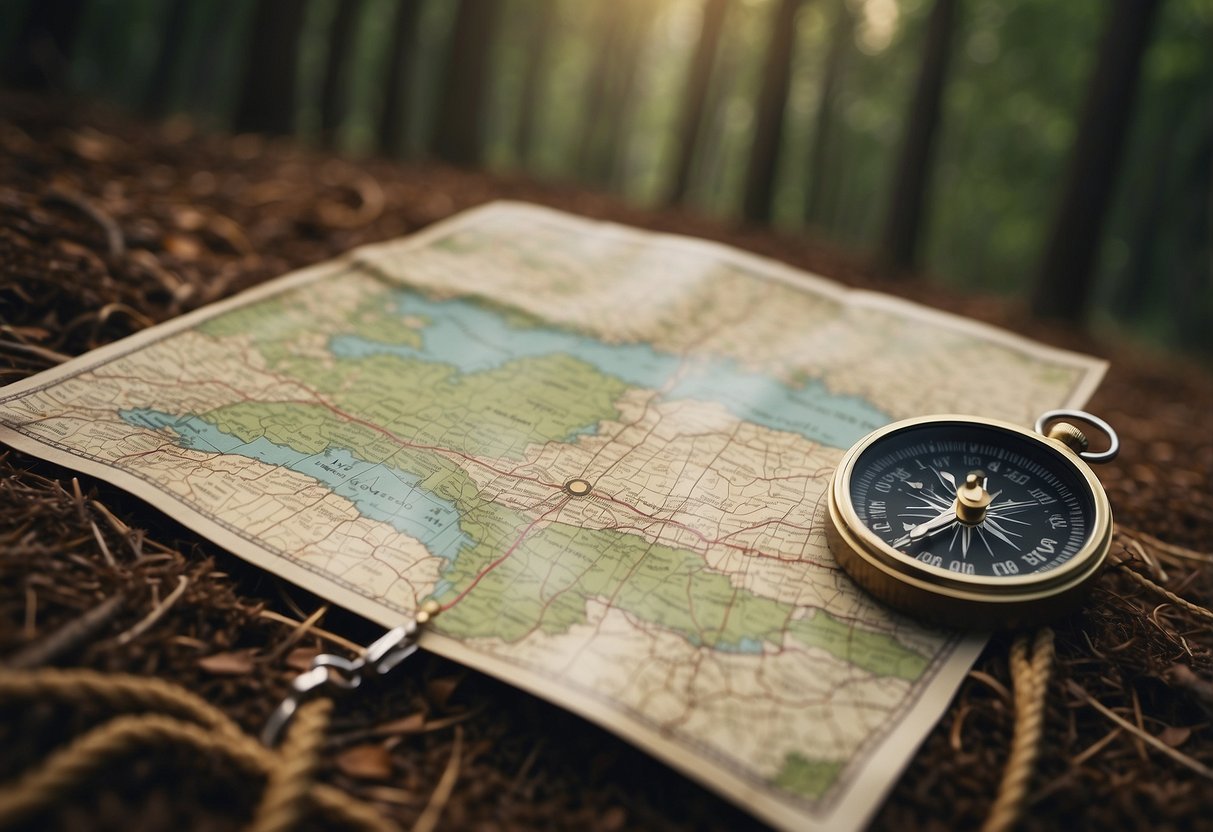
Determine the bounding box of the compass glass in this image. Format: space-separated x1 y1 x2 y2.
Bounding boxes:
847 421 1095 578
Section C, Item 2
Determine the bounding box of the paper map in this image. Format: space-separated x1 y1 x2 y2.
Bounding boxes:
0 203 1105 830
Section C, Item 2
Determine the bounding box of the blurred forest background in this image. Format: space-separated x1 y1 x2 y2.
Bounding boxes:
2 0 1210 358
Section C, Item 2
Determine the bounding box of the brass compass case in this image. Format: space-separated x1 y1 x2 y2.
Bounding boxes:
826 414 1114 629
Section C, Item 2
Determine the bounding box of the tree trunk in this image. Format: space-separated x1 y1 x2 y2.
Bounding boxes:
319 0 365 146
233 0 307 134
184 0 244 119
1031 0 1164 321
666 0 730 205
695 32 744 208
606 4 658 189
379 0 425 156
3 0 87 89
741 0 803 224
1167 128 1211 351
142 0 194 116
1110 100 1189 319
875 0 958 275
575 4 630 184
514 0 559 167
431 0 501 166
804 0 853 225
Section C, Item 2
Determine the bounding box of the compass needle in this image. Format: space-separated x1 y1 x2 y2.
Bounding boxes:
976 526 996 557
986 512 1031 526
983 518 1022 546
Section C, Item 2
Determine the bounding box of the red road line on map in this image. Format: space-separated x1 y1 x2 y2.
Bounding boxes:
715 517 816 541
100 368 834 568
441 495 570 611
592 493 832 567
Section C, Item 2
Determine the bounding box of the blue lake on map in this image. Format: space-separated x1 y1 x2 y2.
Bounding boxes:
120 408 473 561
330 289 889 450
715 637 765 655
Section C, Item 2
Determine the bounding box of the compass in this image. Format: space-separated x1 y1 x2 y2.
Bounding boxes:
826 410 1118 628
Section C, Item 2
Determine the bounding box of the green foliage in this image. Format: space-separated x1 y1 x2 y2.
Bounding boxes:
928 0 1102 294
9 0 1209 356
1095 0 1212 353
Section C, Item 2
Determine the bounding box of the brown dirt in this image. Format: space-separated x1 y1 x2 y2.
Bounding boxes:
1 93 1211 832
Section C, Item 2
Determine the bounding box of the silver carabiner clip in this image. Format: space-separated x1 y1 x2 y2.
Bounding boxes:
362 623 421 677
261 600 440 747
261 664 346 747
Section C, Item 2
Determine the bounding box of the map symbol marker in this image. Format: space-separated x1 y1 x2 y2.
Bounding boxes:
564 478 592 497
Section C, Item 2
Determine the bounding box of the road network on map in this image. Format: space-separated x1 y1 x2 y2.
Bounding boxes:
0 205 1103 830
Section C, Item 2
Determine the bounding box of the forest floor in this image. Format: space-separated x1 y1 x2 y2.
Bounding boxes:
1 93 1211 832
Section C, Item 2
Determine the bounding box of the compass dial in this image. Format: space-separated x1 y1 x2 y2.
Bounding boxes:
847 421 1095 579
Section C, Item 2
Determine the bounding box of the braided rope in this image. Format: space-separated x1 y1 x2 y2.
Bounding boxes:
249 698 335 832
0 713 262 826
1121 568 1213 621
0 669 398 832
982 627 1055 832
0 667 242 734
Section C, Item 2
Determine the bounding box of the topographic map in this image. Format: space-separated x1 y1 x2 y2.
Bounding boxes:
0 203 1105 831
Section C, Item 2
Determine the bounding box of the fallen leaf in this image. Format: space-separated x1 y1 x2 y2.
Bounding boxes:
335 743 394 780
426 675 463 708
67 129 123 162
172 206 206 231
286 646 321 672
1158 725 1191 748
371 712 426 736
163 232 203 260
599 806 628 831
196 649 256 675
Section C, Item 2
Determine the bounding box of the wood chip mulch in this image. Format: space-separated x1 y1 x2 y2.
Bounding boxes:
1 93 1211 832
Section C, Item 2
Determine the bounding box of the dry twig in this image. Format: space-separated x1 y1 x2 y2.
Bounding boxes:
412 725 463 832
114 576 189 646
5 593 126 668
1066 680 1213 780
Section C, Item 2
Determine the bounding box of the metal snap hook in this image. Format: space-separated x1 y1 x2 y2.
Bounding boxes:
261 664 339 747
260 600 441 748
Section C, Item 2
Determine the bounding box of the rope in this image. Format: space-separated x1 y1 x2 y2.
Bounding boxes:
982 627 1055 832
0 667 243 734
249 698 335 832
1120 568 1213 622
0 669 398 832
0 714 261 825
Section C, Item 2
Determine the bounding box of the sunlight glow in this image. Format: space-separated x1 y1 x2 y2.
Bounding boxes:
853 0 901 54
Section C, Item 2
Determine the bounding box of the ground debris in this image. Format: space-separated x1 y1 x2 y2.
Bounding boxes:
0 92 1210 831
